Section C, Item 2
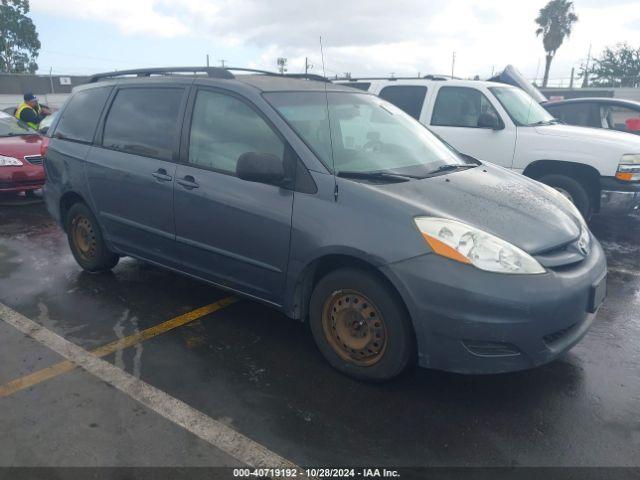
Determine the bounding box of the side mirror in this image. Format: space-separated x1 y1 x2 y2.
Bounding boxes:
478 112 503 130
38 126 49 135
236 152 286 186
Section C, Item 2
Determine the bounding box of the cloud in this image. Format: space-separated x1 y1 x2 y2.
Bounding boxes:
31 0 640 81
32 0 189 37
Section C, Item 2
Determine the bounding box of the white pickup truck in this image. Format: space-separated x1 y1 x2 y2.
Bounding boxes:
337 72 640 218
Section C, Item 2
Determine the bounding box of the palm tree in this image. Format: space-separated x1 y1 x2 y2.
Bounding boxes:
535 0 578 87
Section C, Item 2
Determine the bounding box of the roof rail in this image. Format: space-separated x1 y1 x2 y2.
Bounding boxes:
335 74 456 82
88 67 235 83
88 66 331 84
225 67 331 83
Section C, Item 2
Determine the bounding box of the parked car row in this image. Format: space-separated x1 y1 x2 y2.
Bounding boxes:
336 68 640 219
42 67 608 381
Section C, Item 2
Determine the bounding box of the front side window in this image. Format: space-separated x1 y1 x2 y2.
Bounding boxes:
600 104 640 132
265 91 466 177
102 88 184 161
431 86 499 128
0 111 34 137
489 86 555 126
188 90 285 175
546 102 598 127
379 85 428 120
55 87 112 143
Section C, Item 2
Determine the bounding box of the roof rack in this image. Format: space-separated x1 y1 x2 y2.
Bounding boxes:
88 66 331 84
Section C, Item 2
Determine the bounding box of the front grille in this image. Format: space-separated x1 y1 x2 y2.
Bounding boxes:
462 340 521 357
543 323 578 347
24 155 43 165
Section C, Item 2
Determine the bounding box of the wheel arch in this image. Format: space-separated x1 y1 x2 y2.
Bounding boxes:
523 159 601 209
287 252 410 325
59 191 88 231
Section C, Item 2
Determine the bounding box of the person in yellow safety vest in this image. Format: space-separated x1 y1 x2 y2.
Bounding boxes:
15 92 51 130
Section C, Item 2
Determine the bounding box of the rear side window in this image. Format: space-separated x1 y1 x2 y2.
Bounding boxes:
379 85 427 120
54 87 111 143
431 86 498 128
102 88 184 161
600 104 640 132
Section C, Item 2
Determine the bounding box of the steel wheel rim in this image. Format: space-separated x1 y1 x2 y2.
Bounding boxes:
72 216 97 261
321 289 387 366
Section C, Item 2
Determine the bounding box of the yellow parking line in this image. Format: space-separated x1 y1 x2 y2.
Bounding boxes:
0 296 237 398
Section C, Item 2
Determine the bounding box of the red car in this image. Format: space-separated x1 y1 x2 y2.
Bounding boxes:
0 111 44 194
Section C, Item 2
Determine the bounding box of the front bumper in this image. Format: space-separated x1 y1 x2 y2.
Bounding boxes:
0 165 45 192
599 177 640 215
382 237 607 374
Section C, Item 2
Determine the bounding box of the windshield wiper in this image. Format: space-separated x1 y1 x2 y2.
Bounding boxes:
2 132 31 136
528 119 561 126
427 164 476 175
337 171 416 182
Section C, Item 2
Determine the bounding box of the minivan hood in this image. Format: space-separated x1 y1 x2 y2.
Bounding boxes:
370 164 581 254
534 123 640 151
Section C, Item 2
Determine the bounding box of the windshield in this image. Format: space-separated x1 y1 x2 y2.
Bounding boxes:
264 91 467 177
489 86 555 126
0 111 35 137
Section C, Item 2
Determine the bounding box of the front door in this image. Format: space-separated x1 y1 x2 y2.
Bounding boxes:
427 85 516 167
173 89 294 304
85 86 186 268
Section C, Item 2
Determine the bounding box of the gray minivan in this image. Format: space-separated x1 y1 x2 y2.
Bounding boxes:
43 67 607 381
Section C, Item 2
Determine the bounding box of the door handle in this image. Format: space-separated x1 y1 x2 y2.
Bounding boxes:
176 175 199 189
152 169 173 182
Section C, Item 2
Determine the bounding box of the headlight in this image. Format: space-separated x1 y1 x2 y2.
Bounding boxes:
616 154 640 181
0 155 23 167
414 217 545 274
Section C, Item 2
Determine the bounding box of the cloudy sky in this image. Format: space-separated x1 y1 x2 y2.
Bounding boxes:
30 0 640 85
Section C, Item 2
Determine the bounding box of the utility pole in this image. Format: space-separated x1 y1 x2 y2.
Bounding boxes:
581 43 592 88
206 54 210 67
304 57 312 75
220 59 226 68
49 67 54 94
451 51 456 78
569 67 575 89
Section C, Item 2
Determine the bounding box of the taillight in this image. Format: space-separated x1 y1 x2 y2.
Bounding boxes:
40 137 50 158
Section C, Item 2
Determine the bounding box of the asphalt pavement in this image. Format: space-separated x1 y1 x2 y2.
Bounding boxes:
0 196 639 474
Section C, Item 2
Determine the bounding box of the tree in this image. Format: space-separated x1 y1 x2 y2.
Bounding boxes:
535 0 578 87
0 0 40 73
587 43 640 88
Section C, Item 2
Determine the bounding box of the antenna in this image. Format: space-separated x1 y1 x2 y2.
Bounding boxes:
320 36 338 202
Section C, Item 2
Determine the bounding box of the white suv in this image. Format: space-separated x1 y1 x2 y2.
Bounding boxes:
337 76 640 218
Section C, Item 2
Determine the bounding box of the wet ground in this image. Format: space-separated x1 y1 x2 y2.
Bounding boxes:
1 196 639 471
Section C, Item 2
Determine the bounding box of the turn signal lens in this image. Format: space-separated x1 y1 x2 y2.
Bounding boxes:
415 217 545 274
616 155 640 181
40 137 50 158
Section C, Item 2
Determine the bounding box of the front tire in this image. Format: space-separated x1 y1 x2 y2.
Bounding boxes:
309 268 415 381
538 173 593 219
66 202 119 272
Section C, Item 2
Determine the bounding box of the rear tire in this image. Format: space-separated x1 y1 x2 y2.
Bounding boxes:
309 268 415 381
66 202 119 272
538 173 593 219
